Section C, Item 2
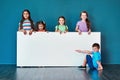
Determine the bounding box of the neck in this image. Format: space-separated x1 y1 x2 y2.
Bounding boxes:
82 20 86 22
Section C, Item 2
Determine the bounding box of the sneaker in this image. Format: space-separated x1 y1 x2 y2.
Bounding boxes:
78 66 86 69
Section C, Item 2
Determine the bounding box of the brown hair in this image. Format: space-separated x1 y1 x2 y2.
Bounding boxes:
92 43 100 49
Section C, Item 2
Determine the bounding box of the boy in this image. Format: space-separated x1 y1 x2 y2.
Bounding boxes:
75 43 103 70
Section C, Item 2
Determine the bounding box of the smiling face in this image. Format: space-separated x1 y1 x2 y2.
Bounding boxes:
80 12 87 21
92 47 99 52
23 11 29 19
59 18 65 25
38 24 44 30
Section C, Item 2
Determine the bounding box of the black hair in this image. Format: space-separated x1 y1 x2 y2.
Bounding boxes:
92 43 100 49
58 16 66 25
20 9 34 30
36 21 46 31
80 11 91 31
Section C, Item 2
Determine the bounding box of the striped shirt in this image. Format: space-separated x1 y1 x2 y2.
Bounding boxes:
19 20 32 30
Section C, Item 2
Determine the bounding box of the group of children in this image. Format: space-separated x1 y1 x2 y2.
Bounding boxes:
18 9 91 35
18 9 103 71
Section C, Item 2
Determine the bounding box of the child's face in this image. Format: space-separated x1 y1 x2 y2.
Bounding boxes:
38 24 44 30
81 13 87 20
23 11 29 19
59 18 65 25
92 47 99 52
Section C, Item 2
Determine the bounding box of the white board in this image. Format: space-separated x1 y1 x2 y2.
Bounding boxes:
17 32 101 66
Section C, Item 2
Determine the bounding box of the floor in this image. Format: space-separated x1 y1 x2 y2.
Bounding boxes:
0 65 120 80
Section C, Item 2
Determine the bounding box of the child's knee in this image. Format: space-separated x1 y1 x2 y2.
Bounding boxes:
86 55 91 59
86 55 92 61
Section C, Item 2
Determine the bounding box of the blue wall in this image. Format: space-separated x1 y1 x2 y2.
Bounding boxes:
0 0 120 64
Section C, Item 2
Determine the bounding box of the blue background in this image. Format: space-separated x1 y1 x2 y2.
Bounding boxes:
0 0 120 64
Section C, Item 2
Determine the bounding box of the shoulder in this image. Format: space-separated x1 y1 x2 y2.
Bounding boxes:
77 20 82 23
55 25 59 28
76 20 82 25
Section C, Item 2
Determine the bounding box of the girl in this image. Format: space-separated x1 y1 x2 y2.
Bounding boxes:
18 9 34 35
36 21 46 32
55 16 68 33
75 11 91 34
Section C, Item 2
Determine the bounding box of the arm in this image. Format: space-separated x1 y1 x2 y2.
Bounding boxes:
65 26 68 33
88 29 91 34
18 26 27 35
97 61 103 70
75 26 79 32
75 49 92 54
55 29 60 32
55 26 59 32
75 26 81 34
18 27 23 31
29 29 33 35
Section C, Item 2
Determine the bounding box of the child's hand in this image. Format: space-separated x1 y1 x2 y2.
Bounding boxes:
78 31 82 35
46 31 49 33
75 50 82 53
98 67 103 71
64 31 67 34
29 31 32 35
88 30 91 35
88 31 91 35
23 30 27 35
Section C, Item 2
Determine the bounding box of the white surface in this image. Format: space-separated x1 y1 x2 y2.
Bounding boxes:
17 32 101 66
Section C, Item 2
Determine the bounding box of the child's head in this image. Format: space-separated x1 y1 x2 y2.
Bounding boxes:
92 43 100 52
80 11 88 20
36 21 46 31
58 16 66 25
22 9 31 20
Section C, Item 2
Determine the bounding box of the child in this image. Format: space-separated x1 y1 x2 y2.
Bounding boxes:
55 16 68 33
18 9 34 35
75 43 103 70
36 21 46 32
75 11 91 34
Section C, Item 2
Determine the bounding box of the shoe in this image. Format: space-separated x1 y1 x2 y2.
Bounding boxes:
78 66 86 69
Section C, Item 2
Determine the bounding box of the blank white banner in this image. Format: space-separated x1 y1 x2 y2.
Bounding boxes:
17 32 101 66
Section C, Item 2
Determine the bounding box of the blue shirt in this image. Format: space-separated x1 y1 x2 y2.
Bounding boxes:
92 51 101 69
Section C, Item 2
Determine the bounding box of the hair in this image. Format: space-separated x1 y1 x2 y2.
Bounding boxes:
92 43 100 49
58 16 66 25
80 11 91 31
36 21 46 31
20 9 34 30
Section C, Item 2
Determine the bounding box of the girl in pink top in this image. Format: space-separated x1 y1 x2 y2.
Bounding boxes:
75 11 91 34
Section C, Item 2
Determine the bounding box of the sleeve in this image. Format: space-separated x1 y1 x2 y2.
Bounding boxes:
18 22 22 30
55 25 58 30
96 53 101 62
76 21 79 27
66 25 68 30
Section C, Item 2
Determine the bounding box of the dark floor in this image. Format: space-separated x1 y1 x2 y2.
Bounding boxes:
0 65 120 80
